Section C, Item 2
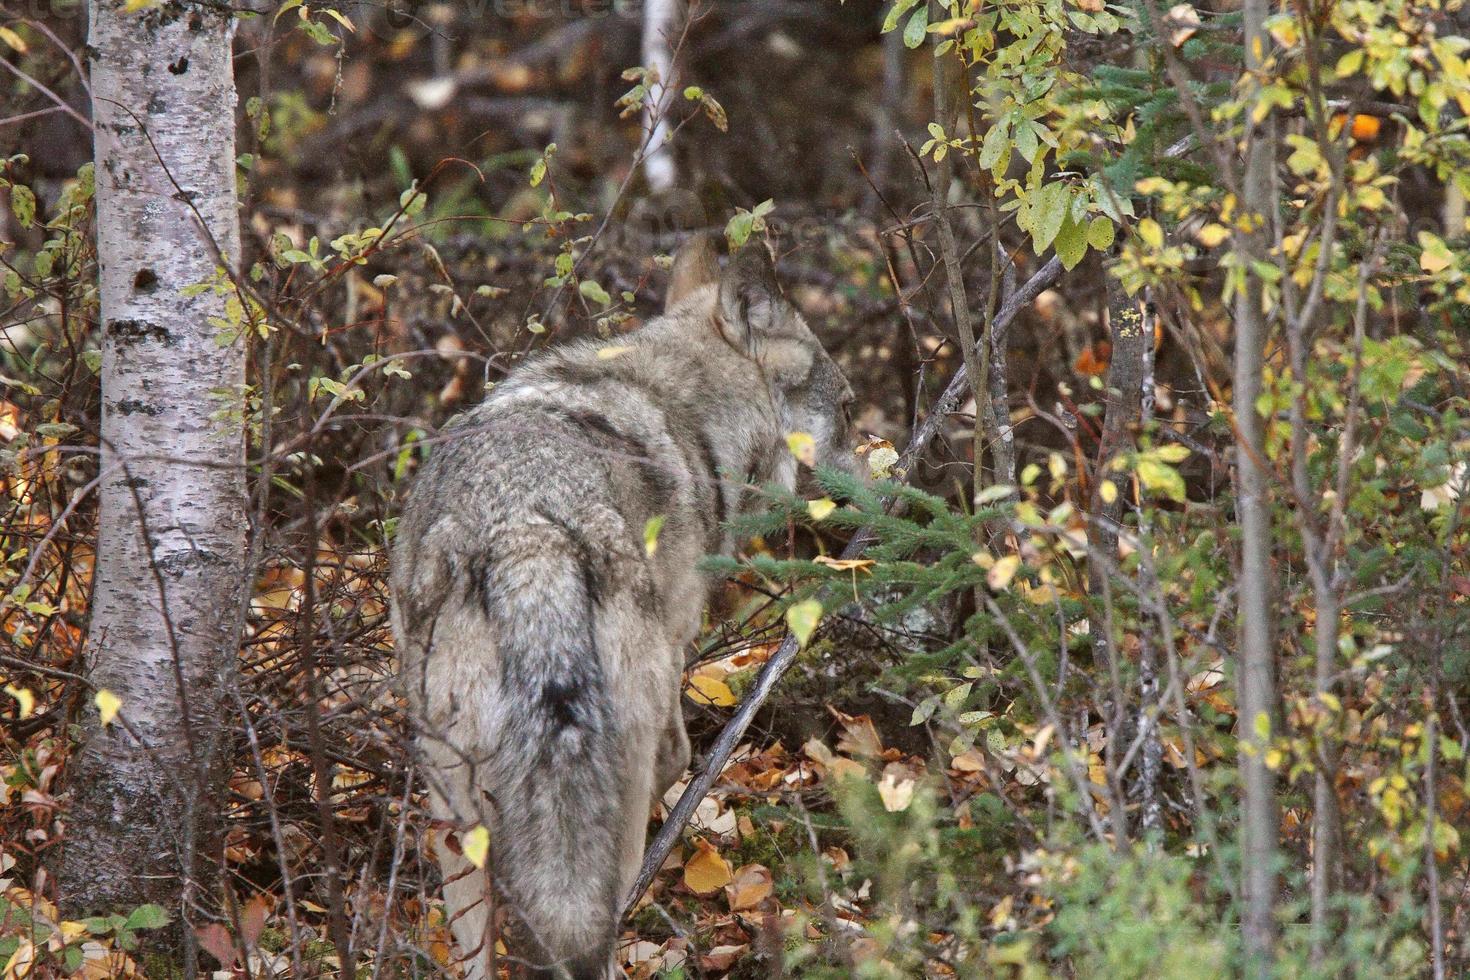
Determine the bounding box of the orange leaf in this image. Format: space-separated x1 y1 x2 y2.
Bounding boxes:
682 838 732 895
724 863 774 911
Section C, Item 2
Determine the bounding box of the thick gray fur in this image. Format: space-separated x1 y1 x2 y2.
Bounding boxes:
390 239 860 978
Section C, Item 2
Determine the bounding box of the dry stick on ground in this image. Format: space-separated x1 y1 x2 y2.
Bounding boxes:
622 254 1064 915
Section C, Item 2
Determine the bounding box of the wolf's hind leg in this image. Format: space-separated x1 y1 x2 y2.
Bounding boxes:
428 794 495 980
439 840 493 980
653 688 691 801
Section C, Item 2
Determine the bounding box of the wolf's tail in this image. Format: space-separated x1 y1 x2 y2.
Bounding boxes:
482 541 623 978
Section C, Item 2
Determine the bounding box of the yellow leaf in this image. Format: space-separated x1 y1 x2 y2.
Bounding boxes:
5 938 34 978
683 838 732 895
0 26 27 53
1022 581 1060 606
1420 232 1454 274
1099 479 1118 504
5 686 34 719
96 689 121 726
989 894 1015 930
785 431 816 467
643 515 666 557
686 675 737 707
812 555 875 573
806 497 837 520
927 16 973 35
319 7 355 31
987 554 1021 591
1196 223 1230 248
785 599 823 647
867 445 899 478
462 825 490 869
1137 218 1164 249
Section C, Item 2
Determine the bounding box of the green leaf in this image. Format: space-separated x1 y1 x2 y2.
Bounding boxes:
578 279 612 308
398 184 426 217
1087 216 1115 251
977 119 1010 170
786 599 823 647
903 5 929 48
9 184 35 228
881 0 922 34
124 904 171 932
910 695 939 726
1335 48 1364 78
1054 215 1088 270
1014 119 1039 163
81 915 122 935
1137 457 1186 502
726 212 755 249
1031 181 1069 254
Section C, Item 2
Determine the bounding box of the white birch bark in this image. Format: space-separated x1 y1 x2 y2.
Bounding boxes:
641 0 679 192
58 0 245 921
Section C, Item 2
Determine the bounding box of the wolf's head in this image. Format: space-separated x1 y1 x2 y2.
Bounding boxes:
666 236 864 493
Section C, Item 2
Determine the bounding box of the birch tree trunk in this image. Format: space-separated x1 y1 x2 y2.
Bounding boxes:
1236 0 1280 968
58 0 245 927
641 0 679 191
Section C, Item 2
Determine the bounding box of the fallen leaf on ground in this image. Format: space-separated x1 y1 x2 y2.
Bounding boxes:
725 863 774 911
683 837 733 895
686 674 737 707
877 764 916 812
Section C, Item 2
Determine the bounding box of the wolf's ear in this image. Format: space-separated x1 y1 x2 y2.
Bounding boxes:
716 241 785 354
665 235 720 312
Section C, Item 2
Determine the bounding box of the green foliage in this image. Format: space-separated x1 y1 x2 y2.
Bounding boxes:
0 897 171 974
1045 845 1230 977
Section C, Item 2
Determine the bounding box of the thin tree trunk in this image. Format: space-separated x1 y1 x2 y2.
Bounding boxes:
863 20 905 215
987 240 1017 492
927 13 989 510
1091 279 1147 846
59 0 245 946
641 0 680 192
1237 0 1279 967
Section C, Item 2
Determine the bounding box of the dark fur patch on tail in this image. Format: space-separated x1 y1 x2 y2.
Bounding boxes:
474 540 624 971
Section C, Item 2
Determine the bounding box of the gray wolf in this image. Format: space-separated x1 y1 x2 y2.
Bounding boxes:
390 237 860 977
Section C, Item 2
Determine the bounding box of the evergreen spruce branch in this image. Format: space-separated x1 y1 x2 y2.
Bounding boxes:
622 255 1065 916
